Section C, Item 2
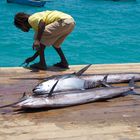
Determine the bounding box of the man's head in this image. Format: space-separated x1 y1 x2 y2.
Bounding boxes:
14 12 31 32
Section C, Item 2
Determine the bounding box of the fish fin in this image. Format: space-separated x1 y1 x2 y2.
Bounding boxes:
132 92 140 95
48 80 59 97
59 64 92 80
130 90 137 95
126 89 140 96
99 75 112 87
75 64 92 76
103 75 112 87
42 64 91 81
0 92 27 108
60 74 73 80
22 92 26 98
102 75 108 84
128 77 140 95
129 76 135 90
117 77 140 96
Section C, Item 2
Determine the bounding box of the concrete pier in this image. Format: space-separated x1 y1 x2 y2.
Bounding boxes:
0 63 140 140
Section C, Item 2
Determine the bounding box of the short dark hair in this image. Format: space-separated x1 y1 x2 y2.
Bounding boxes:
14 12 29 29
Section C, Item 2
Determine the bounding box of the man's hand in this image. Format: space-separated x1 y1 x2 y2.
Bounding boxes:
20 56 35 67
32 40 41 51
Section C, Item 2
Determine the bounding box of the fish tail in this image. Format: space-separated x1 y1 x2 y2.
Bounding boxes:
128 76 140 89
129 76 135 90
128 77 140 95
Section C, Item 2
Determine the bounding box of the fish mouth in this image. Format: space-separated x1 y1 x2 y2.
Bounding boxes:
32 88 37 92
32 87 42 93
14 97 48 109
12 97 28 108
32 88 49 95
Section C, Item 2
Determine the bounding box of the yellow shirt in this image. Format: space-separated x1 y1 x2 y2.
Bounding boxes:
28 10 73 31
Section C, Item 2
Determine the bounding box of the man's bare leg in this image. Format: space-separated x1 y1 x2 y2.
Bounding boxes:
53 46 69 68
39 44 47 67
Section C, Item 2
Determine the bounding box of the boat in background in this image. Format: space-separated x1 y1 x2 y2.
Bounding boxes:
7 0 46 7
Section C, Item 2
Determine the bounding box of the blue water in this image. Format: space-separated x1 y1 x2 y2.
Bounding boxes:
0 0 140 67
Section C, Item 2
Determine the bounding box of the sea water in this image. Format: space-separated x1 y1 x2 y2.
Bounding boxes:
0 0 140 67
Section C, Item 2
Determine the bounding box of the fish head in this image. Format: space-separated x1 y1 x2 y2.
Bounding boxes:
15 96 48 108
33 79 57 94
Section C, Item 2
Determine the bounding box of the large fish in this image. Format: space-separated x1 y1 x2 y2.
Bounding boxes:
33 64 96 94
82 73 140 83
33 65 140 95
15 77 138 109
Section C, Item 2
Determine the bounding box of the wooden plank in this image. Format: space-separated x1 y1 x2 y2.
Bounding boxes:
0 63 140 140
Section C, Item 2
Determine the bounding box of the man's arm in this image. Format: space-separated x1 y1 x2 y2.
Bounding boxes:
33 20 46 50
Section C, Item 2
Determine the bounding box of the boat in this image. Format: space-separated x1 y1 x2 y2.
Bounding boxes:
7 0 46 7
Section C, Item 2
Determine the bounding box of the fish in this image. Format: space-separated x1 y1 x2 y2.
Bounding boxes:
33 64 96 95
33 64 140 95
15 77 139 109
82 73 140 84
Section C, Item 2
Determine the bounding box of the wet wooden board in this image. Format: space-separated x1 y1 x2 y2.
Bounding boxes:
0 63 140 140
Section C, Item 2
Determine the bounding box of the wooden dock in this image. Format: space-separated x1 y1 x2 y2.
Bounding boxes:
0 63 140 140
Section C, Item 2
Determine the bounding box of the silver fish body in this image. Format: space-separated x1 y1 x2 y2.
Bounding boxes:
16 85 133 109
33 73 140 95
32 64 96 95
81 73 140 83
33 77 86 94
